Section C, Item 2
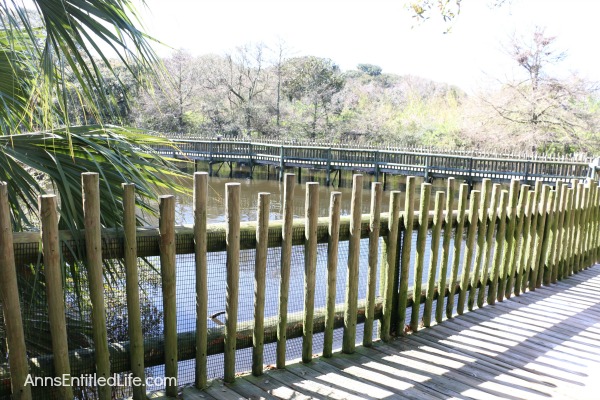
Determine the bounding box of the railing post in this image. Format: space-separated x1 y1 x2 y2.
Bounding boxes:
458 190 480 314
411 183 432 330
374 150 380 182
343 175 362 353
248 142 254 179
468 157 474 189
159 195 178 397
364 182 382 346
0 183 31 400
424 155 431 181
82 173 111 400
399 176 417 327
276 174 295 368
224 183 240 382
423 191 445 327
194 173 208 389
324 191 342 356
208 140 214 177
252 192 270 376
436 178 455 323
303 182 319 362
122 184 146 399
381 191 401 340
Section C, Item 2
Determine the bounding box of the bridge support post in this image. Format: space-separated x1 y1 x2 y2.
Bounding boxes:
279 145 285 181
326 147 332 186
524 161 531 185
248 142 253 179
374 150 380 182
468 157 474 190
424 155 431 182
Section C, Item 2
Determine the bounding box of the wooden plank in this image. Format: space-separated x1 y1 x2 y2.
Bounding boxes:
224 183 241 383
410 183 431 331
253 192 270 376
243 373 312 400
277 174 296 368
435 178 455 322
324 191 342 356
282 363 369 400
81 172 111 400
194 172 209 389
343 174 363 353
364 182 382 346
303 182 319 362
423 191 445 327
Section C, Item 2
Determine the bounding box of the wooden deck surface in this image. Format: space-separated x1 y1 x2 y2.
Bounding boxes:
178 266 600 400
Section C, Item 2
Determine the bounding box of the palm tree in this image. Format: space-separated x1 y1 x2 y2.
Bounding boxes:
0 0 183 361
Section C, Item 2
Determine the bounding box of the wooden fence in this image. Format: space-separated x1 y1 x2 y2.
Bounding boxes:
0 172 599 399
154 140 597 185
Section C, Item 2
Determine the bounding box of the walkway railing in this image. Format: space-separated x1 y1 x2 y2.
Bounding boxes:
0 173 599 399
155 139 597 184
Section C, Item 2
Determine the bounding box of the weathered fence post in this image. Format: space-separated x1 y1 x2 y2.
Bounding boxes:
411 183 431 331
381 191 401 340
122 184 146 399
224 183 240 382
364 182 382 346
436 178 455 322
303 182 319 362
458 190 480 314
531 185 550 289
324 191 342 356
279 145 285 181
194 172 208 389
276 174 295 368
506 184 530 298
159 195 178 396
0 183 31 400
488 190 509 305
343 174 362 353
399 176 416 328
499 179 520 301
423 191 445 327
448 184 469 317
82 173 111 400
468 179 491 310
252 192 270 376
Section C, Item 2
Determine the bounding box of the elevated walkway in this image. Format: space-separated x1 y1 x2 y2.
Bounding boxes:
178 266 600 400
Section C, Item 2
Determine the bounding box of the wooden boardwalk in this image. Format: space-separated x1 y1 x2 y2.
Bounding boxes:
178 266 600 400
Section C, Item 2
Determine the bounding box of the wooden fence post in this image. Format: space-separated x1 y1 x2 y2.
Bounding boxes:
252 192 270 376
82 172 111 400
531 185 550 289
364 182 382 346
343 174 362 353
448 184 468 317
506 184 529 298
488 190 509 305
224 183 240 382
324 192 342 356
458 190 480 314
40 194 74 399
423 191 445 327
436 178 455 322
399 176 416 327
303 182 319 362
499 179 520 301
468 179 491 310
122 184 146 399
0 183 31 400
276 174 295 368
159 195 178 396
194 172 208 389
381 191 401 340
411 183 431 331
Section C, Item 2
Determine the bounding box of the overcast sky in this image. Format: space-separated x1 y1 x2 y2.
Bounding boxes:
139 0 600 92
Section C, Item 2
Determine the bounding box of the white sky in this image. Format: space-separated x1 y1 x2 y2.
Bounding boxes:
139 0 600 92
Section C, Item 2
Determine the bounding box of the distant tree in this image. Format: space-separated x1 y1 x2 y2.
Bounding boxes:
282 56 345 138
467 27 599 153
406 1 510 28
357 63 383 76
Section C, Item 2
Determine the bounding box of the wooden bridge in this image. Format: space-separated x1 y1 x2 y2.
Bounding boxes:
0 171 599 400
155 139 599 185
